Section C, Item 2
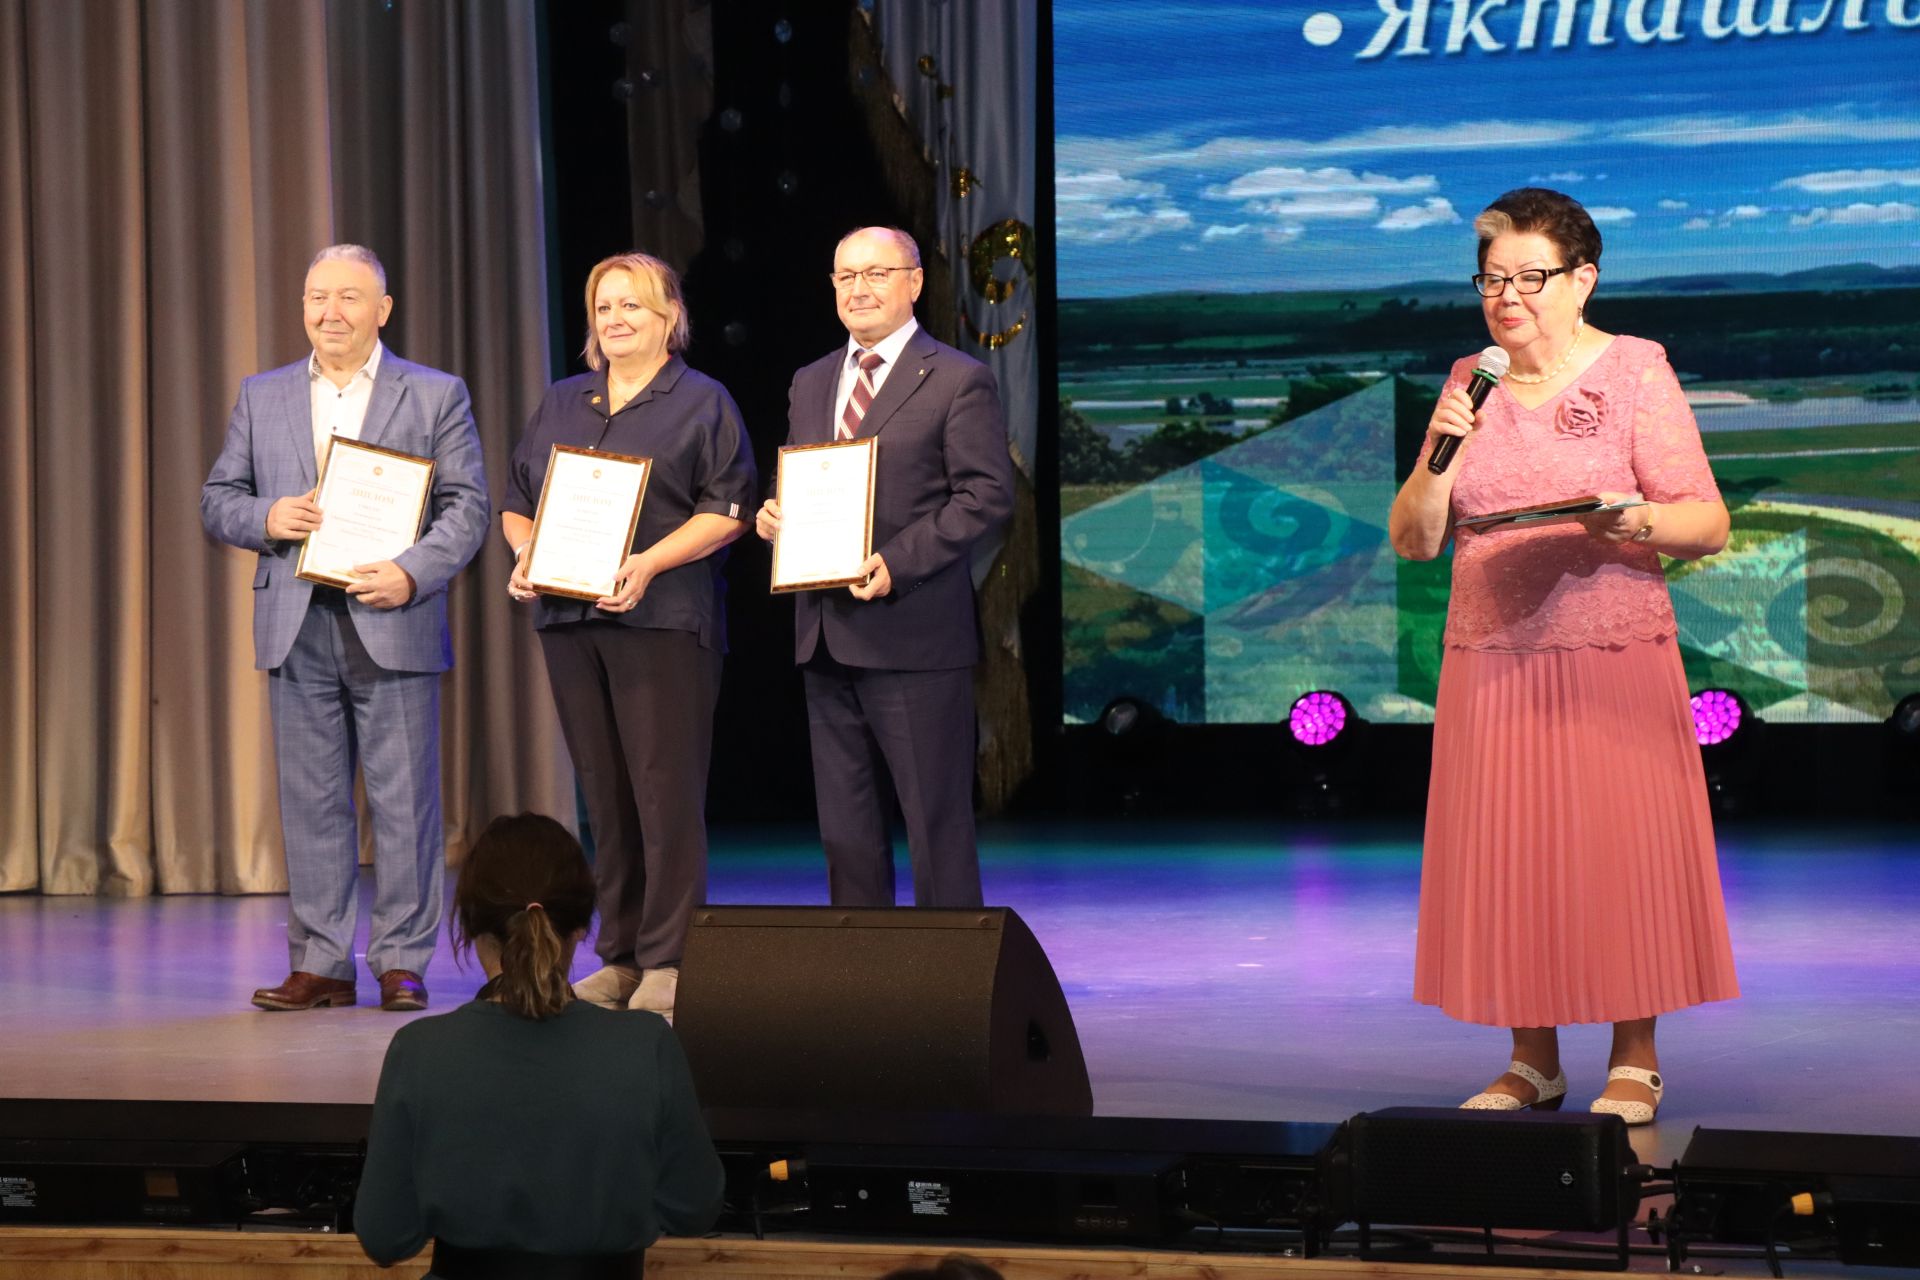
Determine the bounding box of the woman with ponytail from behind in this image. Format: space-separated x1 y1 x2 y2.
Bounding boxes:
355 813 724 1278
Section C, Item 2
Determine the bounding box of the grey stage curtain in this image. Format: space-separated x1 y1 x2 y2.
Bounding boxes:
0 0 570 895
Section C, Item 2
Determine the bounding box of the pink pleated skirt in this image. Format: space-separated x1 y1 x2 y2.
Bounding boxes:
1414 635 1739 1027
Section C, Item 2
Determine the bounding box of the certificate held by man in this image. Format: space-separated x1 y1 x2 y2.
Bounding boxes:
295 438 435 589
525 444 652 601
771 437 878 593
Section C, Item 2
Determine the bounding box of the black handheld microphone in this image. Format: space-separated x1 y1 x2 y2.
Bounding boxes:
1427 346 1511 475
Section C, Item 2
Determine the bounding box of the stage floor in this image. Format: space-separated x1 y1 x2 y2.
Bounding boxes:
3 819 1916 1169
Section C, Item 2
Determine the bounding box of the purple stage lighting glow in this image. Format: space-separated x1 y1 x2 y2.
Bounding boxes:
1692 689 1743 746
1290 691 1348 746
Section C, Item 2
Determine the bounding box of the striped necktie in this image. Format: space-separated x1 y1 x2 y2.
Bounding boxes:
838 349 886 440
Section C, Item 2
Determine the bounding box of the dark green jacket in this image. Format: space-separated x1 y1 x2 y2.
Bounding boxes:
355 999 723 1270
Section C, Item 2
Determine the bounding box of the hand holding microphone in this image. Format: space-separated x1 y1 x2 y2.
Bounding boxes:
1426 346 1510 475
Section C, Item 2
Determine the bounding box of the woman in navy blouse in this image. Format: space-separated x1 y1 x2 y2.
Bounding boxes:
500 253 755 1023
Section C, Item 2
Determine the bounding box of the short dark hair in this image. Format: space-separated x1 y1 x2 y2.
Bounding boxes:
453 814 596 1020
1474 187 1602 276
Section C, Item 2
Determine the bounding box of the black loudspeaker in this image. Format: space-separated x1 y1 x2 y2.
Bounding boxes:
1344 1108 1638 1268
676 906 1092 1116
1671 1127 1920 1269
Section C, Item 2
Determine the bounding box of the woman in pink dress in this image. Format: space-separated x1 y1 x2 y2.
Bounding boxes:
1389 187 1739 1126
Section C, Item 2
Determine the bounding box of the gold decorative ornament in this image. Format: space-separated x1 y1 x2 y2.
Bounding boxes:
951 167 979 199
965 312 1027 350
915 54 954 99
968 219 1036 305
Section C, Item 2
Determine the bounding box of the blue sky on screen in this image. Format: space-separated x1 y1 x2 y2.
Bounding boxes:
1055 2 1920 296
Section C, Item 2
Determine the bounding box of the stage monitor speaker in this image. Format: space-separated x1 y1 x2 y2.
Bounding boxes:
1345 1107 1637 1239
676 906 1092 1116
1671 1127 1920 1269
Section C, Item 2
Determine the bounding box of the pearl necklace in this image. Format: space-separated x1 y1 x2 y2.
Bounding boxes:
1506 315 1585 384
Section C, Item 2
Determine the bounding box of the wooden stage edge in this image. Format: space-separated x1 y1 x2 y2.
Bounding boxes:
0 1227 1583 1280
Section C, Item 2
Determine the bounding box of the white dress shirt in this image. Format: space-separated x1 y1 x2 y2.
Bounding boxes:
833 318 919 434
309 340 385 473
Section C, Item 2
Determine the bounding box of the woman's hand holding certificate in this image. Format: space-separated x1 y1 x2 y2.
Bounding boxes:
770 438 878 593
523 445 652 602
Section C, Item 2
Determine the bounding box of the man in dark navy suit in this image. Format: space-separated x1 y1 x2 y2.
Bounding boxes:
756 227 1013 907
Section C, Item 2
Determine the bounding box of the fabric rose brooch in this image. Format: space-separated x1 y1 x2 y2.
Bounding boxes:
1555 387 1605 438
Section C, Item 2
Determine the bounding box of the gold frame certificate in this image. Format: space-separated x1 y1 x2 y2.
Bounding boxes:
525 444 652 602
295 439 435 589
771 437 878 593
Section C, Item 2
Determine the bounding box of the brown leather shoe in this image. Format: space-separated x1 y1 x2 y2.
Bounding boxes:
378 970 428 1012
252 972 356 1011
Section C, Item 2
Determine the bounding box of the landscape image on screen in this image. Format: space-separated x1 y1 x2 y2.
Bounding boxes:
1055 2 1920 727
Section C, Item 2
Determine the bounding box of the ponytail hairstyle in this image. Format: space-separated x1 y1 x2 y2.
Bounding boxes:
452 814 596 1020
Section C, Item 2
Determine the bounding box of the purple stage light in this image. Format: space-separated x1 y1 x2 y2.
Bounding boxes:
1289 691 1349 747
1692 689 1744 746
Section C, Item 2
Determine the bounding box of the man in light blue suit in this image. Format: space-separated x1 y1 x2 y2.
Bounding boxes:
202 245 489 1013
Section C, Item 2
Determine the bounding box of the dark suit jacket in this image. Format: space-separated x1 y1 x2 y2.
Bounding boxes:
785 327 1013 671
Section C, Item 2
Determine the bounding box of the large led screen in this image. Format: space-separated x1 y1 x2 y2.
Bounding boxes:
1055 2 1920 726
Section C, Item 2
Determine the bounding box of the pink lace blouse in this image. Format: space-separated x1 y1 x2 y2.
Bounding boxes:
1427 335 1721 652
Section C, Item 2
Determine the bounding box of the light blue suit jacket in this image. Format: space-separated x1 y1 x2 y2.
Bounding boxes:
200 351 490 673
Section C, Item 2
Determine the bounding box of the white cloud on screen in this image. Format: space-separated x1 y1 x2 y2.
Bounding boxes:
1057 171 1167 202
1681 217 1712 231
1245 194 1380 219
1530 171 1586 183
1587 206 1637 224
1202 166 1435 201
1791 201 1920 227
1727 205 1766 220
1055 170 1193 244
1201 224 1254 240
1658 199 1688 210
1056 119 1589 177
1610 112 1920 147
1777 168 1920 193
1058 111 1920 197
1377 198 1459 232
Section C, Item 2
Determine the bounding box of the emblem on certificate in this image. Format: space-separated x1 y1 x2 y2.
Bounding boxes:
295 439 435 589
770 437 878 593
524 444 652 601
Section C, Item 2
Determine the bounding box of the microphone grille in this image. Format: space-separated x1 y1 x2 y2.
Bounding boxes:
1477 346 1511 378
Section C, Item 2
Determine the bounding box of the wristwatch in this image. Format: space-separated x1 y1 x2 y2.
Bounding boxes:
1631 505 1657 543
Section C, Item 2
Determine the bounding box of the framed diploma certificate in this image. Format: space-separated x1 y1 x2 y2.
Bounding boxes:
525 444 651 601
295 439 435 588
771 437 878 593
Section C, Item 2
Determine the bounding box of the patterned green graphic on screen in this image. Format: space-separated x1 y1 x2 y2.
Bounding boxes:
1055 3 1920 726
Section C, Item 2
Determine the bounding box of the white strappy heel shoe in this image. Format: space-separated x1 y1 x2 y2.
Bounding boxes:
1590 1065 1663 1125
1460 1060 1568 1111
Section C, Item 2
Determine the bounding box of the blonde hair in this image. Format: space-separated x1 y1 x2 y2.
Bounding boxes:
580 252 690 369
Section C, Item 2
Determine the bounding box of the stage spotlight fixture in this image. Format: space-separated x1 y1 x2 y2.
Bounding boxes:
1890 692 1920 739
1289 691 1351 747
1092 696 1172 813
1690 688 1745 746
1099 696 1162 739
